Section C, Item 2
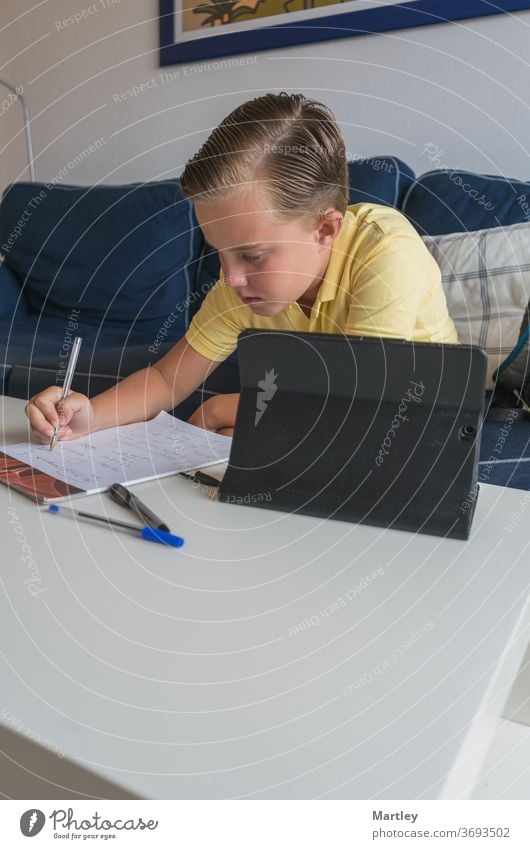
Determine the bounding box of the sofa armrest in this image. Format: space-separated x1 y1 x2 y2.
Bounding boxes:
0 261 29 320
6 341 241 417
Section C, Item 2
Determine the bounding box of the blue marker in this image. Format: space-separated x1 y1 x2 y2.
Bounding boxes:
46 504 184 548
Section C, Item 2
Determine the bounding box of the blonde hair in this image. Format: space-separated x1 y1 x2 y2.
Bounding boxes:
179 91 349 228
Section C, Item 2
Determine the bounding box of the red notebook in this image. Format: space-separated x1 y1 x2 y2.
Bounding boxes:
0 452 85 502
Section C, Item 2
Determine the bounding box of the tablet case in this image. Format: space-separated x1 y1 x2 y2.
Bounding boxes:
219 330 488 540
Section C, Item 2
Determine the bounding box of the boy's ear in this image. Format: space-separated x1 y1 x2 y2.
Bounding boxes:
316 207 343 246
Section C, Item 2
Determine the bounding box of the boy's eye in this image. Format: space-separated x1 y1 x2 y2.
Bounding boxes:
241 254 262 262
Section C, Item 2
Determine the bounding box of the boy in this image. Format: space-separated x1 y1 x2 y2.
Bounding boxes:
26 92 457 442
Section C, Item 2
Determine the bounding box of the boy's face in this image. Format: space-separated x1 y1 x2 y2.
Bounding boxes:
194 183 343 316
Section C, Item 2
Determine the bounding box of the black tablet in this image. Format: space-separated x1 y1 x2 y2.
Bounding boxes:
219 330 487 540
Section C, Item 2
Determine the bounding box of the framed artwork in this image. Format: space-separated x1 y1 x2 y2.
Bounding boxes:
159 0 530 67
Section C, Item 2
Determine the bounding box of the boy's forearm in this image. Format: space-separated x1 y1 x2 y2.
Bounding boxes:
90 365 181 431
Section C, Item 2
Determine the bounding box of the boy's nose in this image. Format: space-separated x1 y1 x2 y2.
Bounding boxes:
224 272 247 287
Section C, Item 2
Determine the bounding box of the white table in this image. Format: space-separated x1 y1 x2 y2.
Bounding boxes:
1 396 528 800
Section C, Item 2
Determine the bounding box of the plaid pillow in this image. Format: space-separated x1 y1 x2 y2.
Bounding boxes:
423 222 530 389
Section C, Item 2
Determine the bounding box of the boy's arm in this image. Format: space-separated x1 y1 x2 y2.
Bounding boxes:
187 393 239 435
27 282 242 440
91 336 220 428
27 336 220 440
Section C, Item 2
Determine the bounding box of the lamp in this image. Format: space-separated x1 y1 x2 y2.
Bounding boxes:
0 78 35 181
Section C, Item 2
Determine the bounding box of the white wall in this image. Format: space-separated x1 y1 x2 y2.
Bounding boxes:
1 0 530 196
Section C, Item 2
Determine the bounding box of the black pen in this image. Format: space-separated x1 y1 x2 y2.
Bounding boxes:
178 471 221 488
109 483 170 532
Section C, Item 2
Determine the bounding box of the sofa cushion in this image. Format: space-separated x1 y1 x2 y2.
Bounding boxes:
402 169 530 236
0 261 29 320
347 156 415 208
6 339 241 419
423 222 530 389
479 418 530 491
188 240 221 325
0 313 158 396
0 180 200 338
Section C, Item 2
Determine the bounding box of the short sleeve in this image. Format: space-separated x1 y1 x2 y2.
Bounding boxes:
184 281 245 361
345 230 440 341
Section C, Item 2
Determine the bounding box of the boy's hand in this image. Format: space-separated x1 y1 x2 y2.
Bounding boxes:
25 387 95 443
187 393 239 437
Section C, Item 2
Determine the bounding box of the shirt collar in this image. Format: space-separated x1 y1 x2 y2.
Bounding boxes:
312 208 356 308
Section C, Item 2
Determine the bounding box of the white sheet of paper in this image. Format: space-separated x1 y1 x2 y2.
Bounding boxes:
3 411 231 493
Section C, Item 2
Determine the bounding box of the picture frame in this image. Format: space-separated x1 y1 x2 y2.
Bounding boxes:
159 0 530 68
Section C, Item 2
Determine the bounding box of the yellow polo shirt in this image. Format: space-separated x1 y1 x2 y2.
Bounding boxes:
185 202 458 361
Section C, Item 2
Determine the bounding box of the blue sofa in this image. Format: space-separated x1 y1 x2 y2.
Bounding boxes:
1 157 529 487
